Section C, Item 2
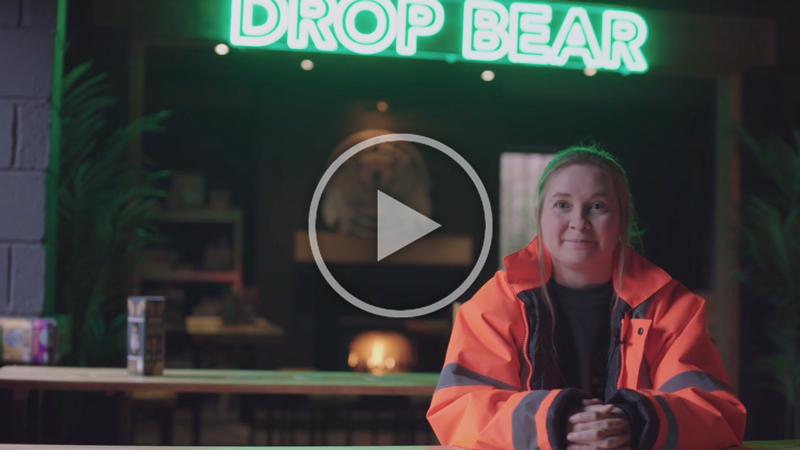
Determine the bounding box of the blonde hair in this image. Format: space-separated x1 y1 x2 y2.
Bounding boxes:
535 144 642 329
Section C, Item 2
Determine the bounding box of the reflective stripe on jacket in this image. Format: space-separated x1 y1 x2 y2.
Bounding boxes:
427 237 745 450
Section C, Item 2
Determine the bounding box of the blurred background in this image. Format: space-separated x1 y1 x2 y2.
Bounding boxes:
1 0 799 445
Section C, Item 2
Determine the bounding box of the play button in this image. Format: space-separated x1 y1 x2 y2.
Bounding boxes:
308 133 493 318
377 191 441 261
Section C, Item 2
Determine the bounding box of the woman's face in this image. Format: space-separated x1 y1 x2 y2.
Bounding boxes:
539 164 622 281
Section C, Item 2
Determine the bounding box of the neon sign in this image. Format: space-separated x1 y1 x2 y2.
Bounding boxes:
230 0 649 73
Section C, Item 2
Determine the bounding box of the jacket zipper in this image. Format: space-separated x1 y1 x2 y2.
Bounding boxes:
519 300 534 389
616 314 629 389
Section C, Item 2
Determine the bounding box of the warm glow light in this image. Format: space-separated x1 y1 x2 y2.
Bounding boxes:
584 67 597 76
377 101 389 112
215 43 230 55
367 340 385 369
301 59 315 70
481 70 495 81
348 331 412 375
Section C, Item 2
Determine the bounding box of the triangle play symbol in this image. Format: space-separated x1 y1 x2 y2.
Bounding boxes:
377 190 441 261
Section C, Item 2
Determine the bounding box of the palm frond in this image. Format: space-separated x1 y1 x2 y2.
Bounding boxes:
740 126 800 438
57 61 171 367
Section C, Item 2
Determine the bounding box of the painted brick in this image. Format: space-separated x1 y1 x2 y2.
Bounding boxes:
0 0 20 27
0 245 8 309
21 0 55 28
0 27 54 97
0 170 45 241
8 244 44 315
0 103 12 167
16 101 49 169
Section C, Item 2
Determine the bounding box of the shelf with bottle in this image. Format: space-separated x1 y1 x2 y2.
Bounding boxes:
134 208 244 292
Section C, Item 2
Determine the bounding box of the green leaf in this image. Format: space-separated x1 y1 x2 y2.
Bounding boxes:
739 127 800 438
57 60 170 367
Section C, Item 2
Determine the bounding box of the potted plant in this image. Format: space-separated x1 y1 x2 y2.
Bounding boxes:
740 128 800 439
54 60 170 442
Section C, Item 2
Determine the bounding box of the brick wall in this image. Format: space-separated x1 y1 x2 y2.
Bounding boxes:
0 0 57 315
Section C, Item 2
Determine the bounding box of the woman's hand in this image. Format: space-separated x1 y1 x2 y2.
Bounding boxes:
564 399 631 450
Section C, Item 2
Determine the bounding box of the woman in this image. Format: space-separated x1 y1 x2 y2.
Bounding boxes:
427 146 745 450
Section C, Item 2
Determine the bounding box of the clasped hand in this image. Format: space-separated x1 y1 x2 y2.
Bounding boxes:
564 398 631 450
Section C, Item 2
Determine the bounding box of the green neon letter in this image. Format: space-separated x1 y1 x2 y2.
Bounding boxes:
288 0 338 51
508 3 552 65
397 0 444 56
550 7 602 68
334 0 397 54
462 1 509 61
602 11 648 72
231 0 289 47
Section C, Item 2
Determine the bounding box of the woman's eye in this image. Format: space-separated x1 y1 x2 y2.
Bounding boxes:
554 201 568 209
591 203 607 211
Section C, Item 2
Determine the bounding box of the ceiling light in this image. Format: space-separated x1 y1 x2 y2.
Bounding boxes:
214 44 230 56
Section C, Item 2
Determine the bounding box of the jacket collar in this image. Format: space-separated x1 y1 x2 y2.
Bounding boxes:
502 236 672 309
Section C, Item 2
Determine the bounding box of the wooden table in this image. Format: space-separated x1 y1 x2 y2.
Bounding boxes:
0 366 438 396
0 366 440 445
0 444 797 450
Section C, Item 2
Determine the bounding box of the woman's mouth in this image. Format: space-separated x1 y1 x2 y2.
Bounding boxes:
564 239 596 245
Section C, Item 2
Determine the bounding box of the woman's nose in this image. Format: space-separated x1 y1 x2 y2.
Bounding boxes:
570 212 590 230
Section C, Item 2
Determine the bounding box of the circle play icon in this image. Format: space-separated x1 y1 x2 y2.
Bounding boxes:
308 133 493 318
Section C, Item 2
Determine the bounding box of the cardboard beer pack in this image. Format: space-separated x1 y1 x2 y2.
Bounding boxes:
127 296 165 376
0 317 58 365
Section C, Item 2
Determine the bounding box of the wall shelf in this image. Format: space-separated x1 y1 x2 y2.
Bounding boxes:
293 230 474 267
155 209 243 224
137 270 240 284
133 208 244 293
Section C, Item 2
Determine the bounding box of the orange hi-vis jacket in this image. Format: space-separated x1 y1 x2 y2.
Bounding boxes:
427 237 746 450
